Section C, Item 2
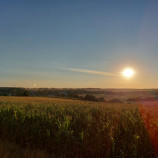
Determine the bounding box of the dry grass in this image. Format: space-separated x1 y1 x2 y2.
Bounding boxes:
0 96 81 104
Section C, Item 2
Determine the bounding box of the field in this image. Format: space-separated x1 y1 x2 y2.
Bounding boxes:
0 96 156 158
78 89 158 101
139 101 158 155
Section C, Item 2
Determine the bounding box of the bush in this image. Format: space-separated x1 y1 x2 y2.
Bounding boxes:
84 94 98 102
108 98 122 103
98 97 105 102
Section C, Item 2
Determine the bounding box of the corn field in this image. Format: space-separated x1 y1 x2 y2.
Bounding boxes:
0 97 155 158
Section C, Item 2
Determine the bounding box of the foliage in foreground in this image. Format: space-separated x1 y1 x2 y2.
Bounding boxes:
0 99 155 158
0 139 49 158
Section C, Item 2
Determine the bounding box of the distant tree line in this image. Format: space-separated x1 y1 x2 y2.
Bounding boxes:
0 88 158 103
80 94 105 102
0 88 29 96
0 88 106 102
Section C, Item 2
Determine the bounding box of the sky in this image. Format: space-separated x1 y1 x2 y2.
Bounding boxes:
0 0 158 88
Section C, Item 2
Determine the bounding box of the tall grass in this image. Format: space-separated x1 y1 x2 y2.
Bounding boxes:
0 98 155 158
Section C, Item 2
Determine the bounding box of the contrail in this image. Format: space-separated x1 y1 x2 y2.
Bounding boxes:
62 68 119 77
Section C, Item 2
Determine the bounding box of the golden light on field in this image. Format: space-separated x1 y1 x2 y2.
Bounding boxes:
122 68 135 78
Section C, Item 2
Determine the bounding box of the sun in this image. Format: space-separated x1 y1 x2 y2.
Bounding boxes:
122 68 135 78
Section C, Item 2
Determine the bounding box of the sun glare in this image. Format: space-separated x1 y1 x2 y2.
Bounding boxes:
122 68 135 78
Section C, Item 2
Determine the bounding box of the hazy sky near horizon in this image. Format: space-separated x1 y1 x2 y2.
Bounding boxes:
0 0 158 88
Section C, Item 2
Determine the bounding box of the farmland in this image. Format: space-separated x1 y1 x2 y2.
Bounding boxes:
139 101 158 155
0 96 156 158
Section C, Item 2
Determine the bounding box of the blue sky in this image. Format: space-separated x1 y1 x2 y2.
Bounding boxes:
0 0 158 88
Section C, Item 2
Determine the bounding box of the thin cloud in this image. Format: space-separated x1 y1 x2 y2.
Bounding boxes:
62 68 119 77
